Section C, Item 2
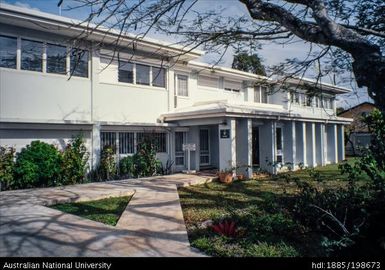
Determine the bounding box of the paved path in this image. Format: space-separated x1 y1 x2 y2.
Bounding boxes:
0 174 214 257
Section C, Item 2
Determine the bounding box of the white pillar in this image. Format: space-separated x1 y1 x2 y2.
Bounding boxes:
302 122 307 167
320 124 326 166
311 123 316 167
218 118 237 171
91 123 101 169
292 121 296 167
337 125 345 161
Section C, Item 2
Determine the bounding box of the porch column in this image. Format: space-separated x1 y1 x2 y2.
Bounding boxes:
91 123 101 169
292 121 297 167
337 124 345 161
301 122 307 167
218 118 237 171
305 122 316 167
311 123 316 167
320 124 326 166
236 118 253 178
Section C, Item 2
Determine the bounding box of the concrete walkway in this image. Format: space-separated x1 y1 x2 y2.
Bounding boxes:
0 174 214 257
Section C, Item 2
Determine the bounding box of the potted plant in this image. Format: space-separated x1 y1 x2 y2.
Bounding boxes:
217 169 234 184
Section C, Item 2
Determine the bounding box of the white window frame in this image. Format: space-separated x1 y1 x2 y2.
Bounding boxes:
254 85 269 103
176 74 189 97
275 127 283 163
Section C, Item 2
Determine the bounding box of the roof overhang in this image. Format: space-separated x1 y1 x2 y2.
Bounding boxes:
159 101 353 125
283 77 352 94
0 3 204 61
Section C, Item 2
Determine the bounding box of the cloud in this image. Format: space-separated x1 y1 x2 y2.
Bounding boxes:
12 1 41 11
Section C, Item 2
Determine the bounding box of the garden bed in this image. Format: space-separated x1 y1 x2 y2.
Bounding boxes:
50 196 132 226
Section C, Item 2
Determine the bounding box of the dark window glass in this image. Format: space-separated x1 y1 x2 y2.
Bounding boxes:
152 67 165 87
47 43 66 74
118 61 134 83
136 64 150 85
276 128 282 151
21 39 43 72
0 35 17 69
70 49 88 77
276 127 283 163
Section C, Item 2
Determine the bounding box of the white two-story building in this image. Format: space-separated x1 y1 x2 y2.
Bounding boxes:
0 4 352 176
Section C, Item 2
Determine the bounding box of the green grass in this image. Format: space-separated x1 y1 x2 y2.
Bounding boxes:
50 196 132 226
178 160 368 257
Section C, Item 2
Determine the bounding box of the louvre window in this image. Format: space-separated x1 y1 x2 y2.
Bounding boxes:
118 61 134 83
136 64 150 85
21 39 43 72
0 35 17 69
47 43 67 74
224 80 241 92
70 48 89 77
198 75 218 89
119 132 134 154
177 75 188 96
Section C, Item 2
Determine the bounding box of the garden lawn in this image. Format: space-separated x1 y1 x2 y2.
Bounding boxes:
178 160 368 257
50 196 132 226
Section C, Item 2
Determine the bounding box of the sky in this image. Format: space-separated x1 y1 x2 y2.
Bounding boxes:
1 0 372 108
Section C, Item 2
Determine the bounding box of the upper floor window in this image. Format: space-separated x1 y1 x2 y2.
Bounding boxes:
224 80 241 93
70 48 89 78
290 92 300 105
198 75 218 89
254 85 268 103
21 39 43 72
306 95 313 107
47 43 67 74
323 97 334 109
0 35 17 69
152 66 166 88
118 61 134 83
177 74 188 96
136 64 150 85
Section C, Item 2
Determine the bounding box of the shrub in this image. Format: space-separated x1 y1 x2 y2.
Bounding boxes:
0 146 16 190
119 156 134 178
99 145 117 180
132 140 161 177
14 141 62 188
61 134 89 185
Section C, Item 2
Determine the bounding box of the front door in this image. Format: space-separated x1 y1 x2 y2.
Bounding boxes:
252 127 260 165
199 129 210 166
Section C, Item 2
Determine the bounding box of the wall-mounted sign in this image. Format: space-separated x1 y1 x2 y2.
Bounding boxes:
182 143 196 151
220 129 230 139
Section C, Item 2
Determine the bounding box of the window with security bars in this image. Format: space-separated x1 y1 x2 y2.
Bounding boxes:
101 132 116 151
137 132 167 153
119 132 134 154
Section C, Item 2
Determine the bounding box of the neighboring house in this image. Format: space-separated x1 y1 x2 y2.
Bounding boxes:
0 4 352 176
338 102 376 156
